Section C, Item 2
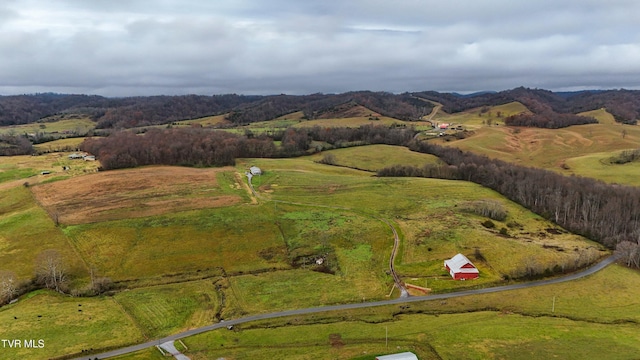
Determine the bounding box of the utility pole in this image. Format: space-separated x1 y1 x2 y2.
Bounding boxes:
386 326 388 349
552 296 555 313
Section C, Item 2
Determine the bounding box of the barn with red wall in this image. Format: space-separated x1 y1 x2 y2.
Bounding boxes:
444 253 479 280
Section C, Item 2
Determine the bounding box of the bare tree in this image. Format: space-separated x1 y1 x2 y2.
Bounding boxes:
35 250 67 293
0 270 18 304
616 241 640 268
89 266 113 295
318 153 337 165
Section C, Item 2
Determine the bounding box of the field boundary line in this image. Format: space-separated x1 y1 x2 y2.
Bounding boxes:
110 296 152 341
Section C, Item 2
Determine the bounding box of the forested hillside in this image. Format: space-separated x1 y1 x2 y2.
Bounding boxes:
1 88 639 129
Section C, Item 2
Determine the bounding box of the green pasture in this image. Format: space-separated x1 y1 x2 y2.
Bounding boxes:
33 137 92 152
0 153 99 187
223 205 393 315
176 114 229 127
112 348 166 360
0 186 87 283
304 145 441 172
275 110 306 121
0 118 95 136
433 264 640 323
0 166 37 184
578 108 617 125
564 150 640 186
180 309 640 360
238 157 372 179
227 268 387 317
0 148 625 359
433 101 529 128
440 122 640 171
0 290 143 360
114 280 221 338
292 116 404 128
63 205 289 284
244 118 302 130
242 157 604 292
173 264 640 360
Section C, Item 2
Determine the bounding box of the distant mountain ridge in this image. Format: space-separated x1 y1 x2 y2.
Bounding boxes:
0 88 638 128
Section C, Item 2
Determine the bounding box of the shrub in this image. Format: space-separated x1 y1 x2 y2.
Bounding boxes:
318 153 337 165
481 219 495 229
461 200 507 221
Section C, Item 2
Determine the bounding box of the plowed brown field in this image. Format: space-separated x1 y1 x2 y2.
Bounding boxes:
31 166 241 224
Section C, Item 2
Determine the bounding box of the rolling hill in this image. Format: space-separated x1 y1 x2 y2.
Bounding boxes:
3 87 640 359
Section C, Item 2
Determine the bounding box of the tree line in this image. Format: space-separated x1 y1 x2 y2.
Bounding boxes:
504 112 597 128
81 128 277 169
80 125 417 169
0 134 33 155
378 140 640 253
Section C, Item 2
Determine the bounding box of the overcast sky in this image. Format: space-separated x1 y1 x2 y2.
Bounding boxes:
1 0 639 96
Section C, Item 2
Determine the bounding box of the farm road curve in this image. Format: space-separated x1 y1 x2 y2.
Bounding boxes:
246 171 409 296
73 253 619 359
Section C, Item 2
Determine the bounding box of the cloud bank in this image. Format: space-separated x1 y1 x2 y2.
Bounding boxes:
2 0 639 96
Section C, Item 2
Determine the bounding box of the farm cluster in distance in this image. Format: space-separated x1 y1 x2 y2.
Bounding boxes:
1 88 640 359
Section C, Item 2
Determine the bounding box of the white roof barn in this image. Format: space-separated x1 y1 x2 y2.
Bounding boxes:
376 352 419 360
444 253 479 280
250 166 262 175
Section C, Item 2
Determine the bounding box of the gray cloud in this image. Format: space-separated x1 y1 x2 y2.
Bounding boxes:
1 0 639 96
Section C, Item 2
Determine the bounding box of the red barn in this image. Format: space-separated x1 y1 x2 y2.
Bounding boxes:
444 253 479 280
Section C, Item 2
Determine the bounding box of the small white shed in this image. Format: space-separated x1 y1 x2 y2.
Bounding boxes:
376 352 419 360
250 166 262 175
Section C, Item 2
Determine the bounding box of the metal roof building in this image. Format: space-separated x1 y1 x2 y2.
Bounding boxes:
376 352 419 360
444 253 479 280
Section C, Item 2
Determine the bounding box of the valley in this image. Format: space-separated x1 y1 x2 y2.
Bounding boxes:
1 89 640 359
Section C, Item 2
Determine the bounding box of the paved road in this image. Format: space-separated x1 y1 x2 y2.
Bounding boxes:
159 341 190 360
73 254 618 360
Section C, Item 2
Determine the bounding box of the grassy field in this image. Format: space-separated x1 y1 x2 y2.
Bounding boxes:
0 142 626 359
564 150 640 186
114 280 221 338
33 137 94 152
175 114 230 127
0 152 99 190
436 123 640 172
292 116 405 128
0 290 144 360
161 264 640 360
578 108 617 125
433 101 530 128
223 204 392 316
31 166 243 225
4 263 639 360
275 110 306 121
0 186 87 283
241 156 605 293
180 312 640 360
0 118 95 136
62 204 287 284
304 145 441 172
